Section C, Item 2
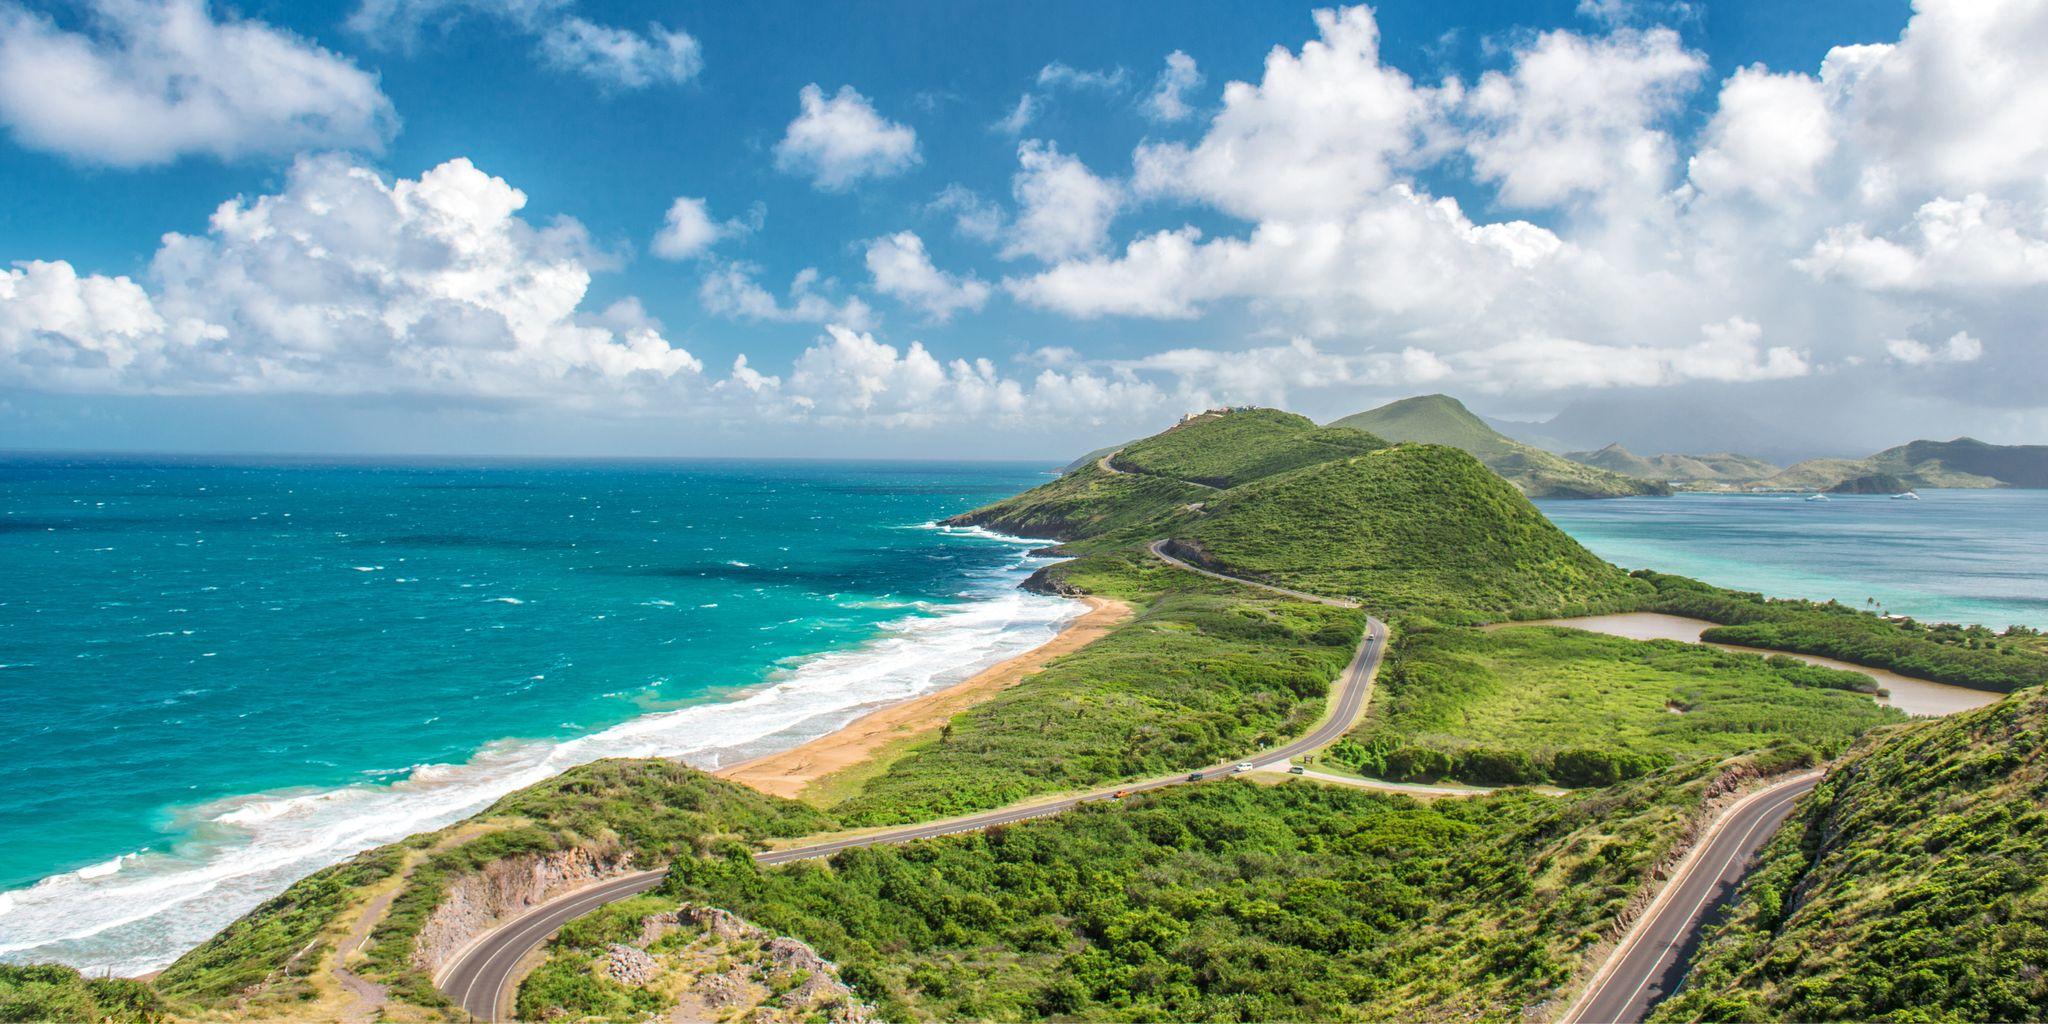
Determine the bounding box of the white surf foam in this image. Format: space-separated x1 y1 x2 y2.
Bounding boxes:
0 529 1076 977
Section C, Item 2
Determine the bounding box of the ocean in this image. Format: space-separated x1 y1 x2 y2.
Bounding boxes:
0 455 1073 975
1538 490 2048 631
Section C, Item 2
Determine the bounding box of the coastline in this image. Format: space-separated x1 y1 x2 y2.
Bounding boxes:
717 595 1134 799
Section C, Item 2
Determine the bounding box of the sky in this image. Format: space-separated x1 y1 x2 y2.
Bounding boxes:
1 0 2043 460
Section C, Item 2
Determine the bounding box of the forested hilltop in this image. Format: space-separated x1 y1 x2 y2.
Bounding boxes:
4 406 2043 1024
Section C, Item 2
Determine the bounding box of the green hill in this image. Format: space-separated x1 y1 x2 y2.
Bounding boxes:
1170 444 1649 619
1762 437 2048 491
1331 395 1669 499
951 408 1383 544
1566 443 1779 485
1657 688 2048 1022
1111 407 1386 488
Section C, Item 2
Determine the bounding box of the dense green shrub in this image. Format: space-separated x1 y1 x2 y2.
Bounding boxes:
0 966 167 1023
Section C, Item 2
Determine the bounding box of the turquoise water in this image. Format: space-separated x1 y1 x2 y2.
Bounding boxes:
0 456 1071 974
1538 490 2048 630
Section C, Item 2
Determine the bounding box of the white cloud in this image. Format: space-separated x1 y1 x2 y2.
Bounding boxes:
347 0 695 91
1685 66 1834 204
1132 6 1430 221
698 263 874 329
1887 331 1983 365
1801 194 2048 291
863 232 990 322
775 84 920 190
1455 318 1808 391
929 186 1005 242
1 155 703 401
1145 50 1204 122
1036 62 1126 91
1460 27 1706 207
991 93 1037 135
1001 141 1122 262
651 197 754 260
537 17 701 89
0 0 395 166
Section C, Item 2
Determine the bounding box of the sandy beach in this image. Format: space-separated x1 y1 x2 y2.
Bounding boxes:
717 595 1134 799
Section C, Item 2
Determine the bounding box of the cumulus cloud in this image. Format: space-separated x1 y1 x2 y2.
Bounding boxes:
1459 27 1706 208
1684 66 1834 204
347 0 696 91
1801 194 2048 291
990 93 1037 135
0 0 395 166
1001 141 1122 262
1887 331 1983 365
698 263 874 329
1132 6 1431 221
1145 50 1204 122
651 197 758 260
863 232 990 321
1 155 703 401
775 84 920 190
928 186 1005 242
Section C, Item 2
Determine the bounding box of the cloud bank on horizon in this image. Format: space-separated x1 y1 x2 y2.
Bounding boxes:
0 0 2043 453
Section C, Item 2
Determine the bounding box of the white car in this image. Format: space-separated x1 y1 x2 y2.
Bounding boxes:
1232 762 1254 774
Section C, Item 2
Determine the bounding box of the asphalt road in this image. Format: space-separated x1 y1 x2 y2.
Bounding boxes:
1565 772 1822 1024
439 547 1387 1021
1145 538 1361 608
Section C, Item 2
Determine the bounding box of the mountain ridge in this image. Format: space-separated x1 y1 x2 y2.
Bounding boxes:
1328 395 1671 499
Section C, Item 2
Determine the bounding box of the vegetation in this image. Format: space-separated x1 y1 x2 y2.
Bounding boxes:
1565 444 1780 487
666 760 1774 1023
1330 395 1669 498
945 461 1206 544
1111 408 1385 488
516 895 677 1022
1765 436 2048 491
1641 571 2048 692
1657 688 2048 1022
154 845 406 1007
0 966 166 1023
1335 625 1900 787
828 553 1363 825
1175 444 1651 621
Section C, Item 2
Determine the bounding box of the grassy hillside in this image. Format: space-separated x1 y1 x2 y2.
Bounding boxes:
1172 444 1650 620
664 757 1783 1023
1763 437 2048 491
155 759 833 1015
943 461 1204 544
1331 395 1669 499
0 967 165 1023
824 551 1363 826
1641 571 2048 692
1112 408 1386 488
1333 625 1901 787
1566 444 1779 486
1657 689 2048 1022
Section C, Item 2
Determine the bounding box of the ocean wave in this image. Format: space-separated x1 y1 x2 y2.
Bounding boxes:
0 539 1079 976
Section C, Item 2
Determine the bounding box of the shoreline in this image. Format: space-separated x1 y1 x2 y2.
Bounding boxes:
717 595 1134 800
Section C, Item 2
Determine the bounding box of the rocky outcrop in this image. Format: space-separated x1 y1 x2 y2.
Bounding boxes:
1021 563 1081 597
412 845 634 977
613 904 876 1024
603 943 659 987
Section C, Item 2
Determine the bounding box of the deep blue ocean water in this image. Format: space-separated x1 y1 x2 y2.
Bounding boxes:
0 456 1070 973
1538 490 2048 630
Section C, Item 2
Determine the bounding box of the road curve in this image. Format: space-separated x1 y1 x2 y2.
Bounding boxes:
440 546 1386 1021
1563 771 1822 1024
1146 538 1361 609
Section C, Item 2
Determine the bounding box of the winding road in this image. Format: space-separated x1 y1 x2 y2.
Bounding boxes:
438 542 1387 1021
1563 771 1822 1024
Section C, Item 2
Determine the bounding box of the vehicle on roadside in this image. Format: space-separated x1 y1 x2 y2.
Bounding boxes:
1113 789 1129 799
1187 771 1206 781
1233 762 1254 774
1288 765 1306 775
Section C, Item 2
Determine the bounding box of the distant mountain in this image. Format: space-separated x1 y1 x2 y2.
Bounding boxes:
1330 395 1669 499
1766 438 2048 491
1566 444 1780 485
1495 392 1848 464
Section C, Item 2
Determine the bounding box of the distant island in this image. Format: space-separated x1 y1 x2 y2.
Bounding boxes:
1565 436 2048 492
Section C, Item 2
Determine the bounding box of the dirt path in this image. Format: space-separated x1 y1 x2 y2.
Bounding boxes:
332 886 397 1024
717 596 1134 799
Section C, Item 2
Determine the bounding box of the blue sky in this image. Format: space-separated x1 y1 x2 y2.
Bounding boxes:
9 0 2045 459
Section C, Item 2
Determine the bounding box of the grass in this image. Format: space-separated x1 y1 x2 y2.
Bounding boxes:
1657 687 2048 1022
826 553 1364 826
1334 625 1903 786
662 757 1776 1022
1111 408 1385 488
1175 444 1651 621
1641 570 2048 692
0 966 167 1023
1329 395 1668 499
